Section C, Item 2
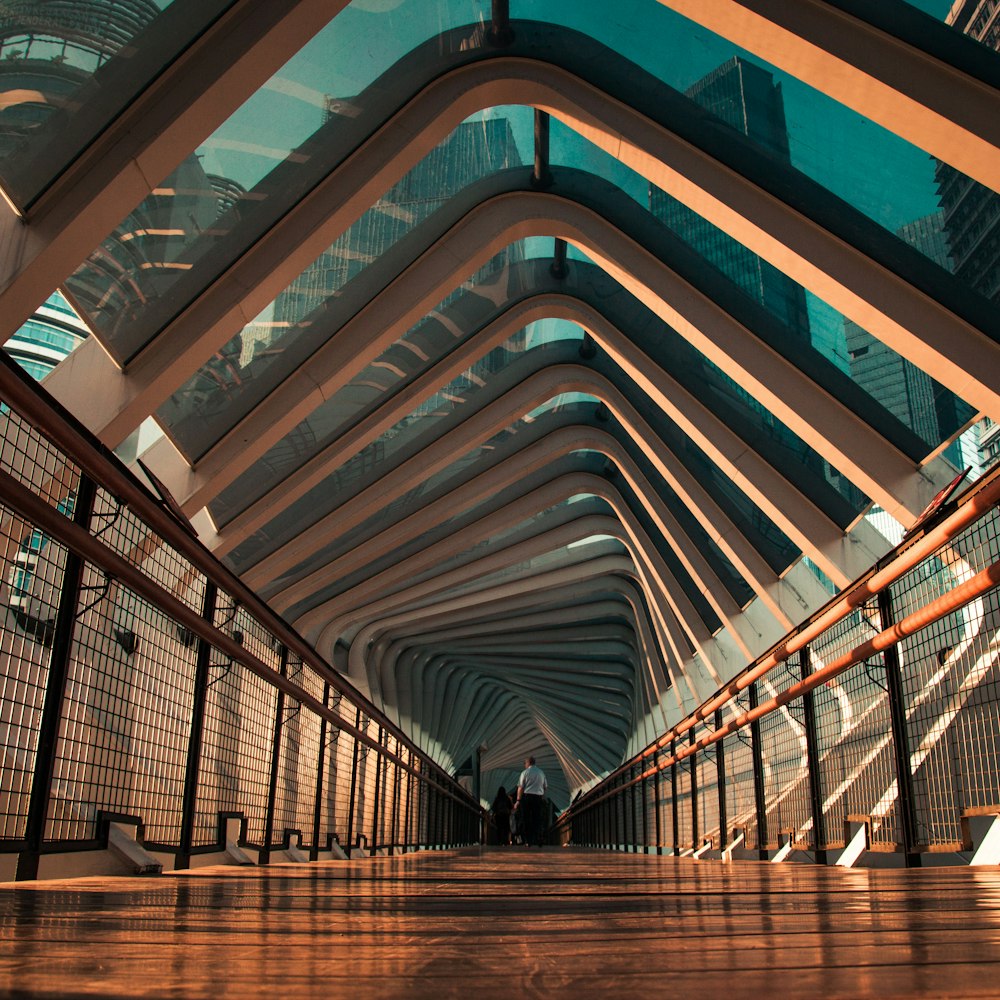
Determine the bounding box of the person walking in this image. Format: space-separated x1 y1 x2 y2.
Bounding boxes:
490 785 511 846
516 756 547 847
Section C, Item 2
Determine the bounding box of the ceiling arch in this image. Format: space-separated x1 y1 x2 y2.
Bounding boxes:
4 2 996 804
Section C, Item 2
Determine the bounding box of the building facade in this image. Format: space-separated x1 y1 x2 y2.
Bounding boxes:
648 56 811 344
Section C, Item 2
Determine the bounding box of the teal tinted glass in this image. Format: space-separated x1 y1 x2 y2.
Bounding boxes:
0 0 233 209
60 0 491 362
154 111 532 463
519 0 998 356
209 306 582 530
547 87 976 458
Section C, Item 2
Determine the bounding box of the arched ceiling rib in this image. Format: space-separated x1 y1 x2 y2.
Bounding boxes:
45 28 1000 444
134 178 961 524
6 5 998 804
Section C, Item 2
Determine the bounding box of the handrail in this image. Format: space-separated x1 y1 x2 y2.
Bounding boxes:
560 465 1000 819
0 352 474 807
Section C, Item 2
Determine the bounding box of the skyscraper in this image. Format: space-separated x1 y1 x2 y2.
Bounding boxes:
271 116 523 329
932 0 1000 472
648 56 811 343
934 1 1000 303
845 211 951 447
5 290 87 382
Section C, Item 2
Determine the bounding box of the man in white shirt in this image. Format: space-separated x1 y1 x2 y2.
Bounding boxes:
516 756 548 847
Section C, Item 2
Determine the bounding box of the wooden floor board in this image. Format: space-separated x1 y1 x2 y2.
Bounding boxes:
1 848 1000 997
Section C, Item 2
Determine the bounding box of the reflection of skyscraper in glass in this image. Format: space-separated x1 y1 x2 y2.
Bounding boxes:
933 0 1000 471
0 1 242 360
271 117 523 330
64 154 241 344
845 211 950 447
0 0 160 161
648 57 811 343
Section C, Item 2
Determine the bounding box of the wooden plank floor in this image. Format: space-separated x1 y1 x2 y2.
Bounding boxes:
2 847 1000 997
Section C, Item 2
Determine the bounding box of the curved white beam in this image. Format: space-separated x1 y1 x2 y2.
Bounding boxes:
45 58 1000 452
0 0 345 338
207 292 946 564
254 364 881 600
657 0 1000 193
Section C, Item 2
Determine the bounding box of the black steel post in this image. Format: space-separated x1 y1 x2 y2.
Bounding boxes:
551 238 568 279
430 785 438 849
671 739 680 856
176 580 218 870
614 781 622 851
261 645 289 864
369 727 384 856
878 587 922 864
17 475 96 881
390 750 401 855
310 683 330 860
653 749 663 855
715 709 727 853
346 708 362 855
690 729 699 851
799 646 828 861
488 0 513 44
403 751 413 850
749 682 769 859
629 766 638 852
641 767 649 854
533 109 551 187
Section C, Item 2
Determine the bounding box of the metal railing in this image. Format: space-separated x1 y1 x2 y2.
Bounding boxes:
556 468 1000 864
0 356 480 880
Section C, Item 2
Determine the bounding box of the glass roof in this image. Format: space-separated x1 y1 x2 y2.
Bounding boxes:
0 0 221 208
7 0 999 804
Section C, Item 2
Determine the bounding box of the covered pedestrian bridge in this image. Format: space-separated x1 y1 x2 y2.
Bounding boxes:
1 0 1000 994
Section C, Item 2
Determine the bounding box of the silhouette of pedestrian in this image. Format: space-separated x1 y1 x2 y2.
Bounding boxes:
516 756 547 847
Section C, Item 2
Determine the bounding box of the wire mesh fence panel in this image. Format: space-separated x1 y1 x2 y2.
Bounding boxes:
380 739 397 848
47 572 196 844
808 673 842 848
353 717 378 849
613 783 627 849
642 774 658 851
371 732 389 849
820 658 900 849
273 653 322 848
0 502 69 841
810 607 900 848
413 761 428 846
723 729 758 848
331 703 359 848
758 671 811 847
901 581 1000 848
230 606 282 676
655 768 674 851
90 488 205 616
0 407 80 512
636 777 649 850
627 771 639 848
674 757 693 851
695 742 721 850
194 642 277 849
635 774 648 849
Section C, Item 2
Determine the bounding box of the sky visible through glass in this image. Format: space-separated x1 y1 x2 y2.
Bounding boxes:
193 0 966 381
